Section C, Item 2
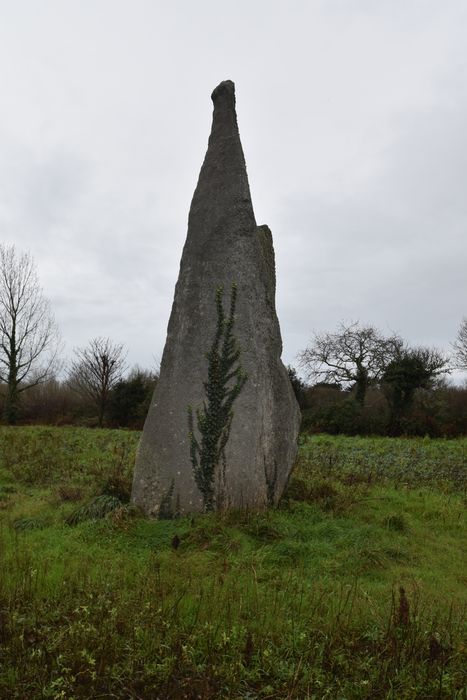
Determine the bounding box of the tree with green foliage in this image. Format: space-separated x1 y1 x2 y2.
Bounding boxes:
287 365 306 408
0 244 61 424
188 284 247 512
382 347 449 434
107 367 157 428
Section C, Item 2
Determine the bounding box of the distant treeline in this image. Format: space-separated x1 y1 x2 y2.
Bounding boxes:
1 367 466 437
291 317 467 437
1 243 466 436
292 375 467 438
0 368 158 430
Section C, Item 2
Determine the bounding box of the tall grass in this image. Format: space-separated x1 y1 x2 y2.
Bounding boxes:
0 427 465 698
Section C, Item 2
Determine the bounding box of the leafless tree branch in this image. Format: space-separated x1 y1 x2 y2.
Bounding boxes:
67 337 127 427
298 320 404 404
0 244 62 423
452 317 467 372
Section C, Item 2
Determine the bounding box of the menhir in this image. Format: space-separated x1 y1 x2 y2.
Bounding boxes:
131 80 300 516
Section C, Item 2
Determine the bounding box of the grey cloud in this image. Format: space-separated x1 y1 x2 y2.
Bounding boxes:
0 1 465 384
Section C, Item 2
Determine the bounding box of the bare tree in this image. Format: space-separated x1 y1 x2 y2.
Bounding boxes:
298 321 403 405
0 244 61 424
452 317 467 372
68 337 127 427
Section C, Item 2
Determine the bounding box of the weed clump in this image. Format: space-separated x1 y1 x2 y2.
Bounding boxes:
384 513 409 533
66 495 122 526
12 517 45 531
56 485 83 502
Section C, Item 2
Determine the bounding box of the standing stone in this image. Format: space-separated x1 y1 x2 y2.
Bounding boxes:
131 80 300 516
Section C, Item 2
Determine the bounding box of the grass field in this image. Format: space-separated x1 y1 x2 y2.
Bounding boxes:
0 427 466 699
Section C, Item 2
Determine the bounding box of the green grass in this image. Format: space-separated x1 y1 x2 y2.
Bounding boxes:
0 427 466 699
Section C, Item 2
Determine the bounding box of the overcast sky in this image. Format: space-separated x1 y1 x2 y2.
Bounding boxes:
1 1 466 382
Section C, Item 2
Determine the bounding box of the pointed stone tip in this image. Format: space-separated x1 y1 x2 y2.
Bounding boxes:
211 80 236 109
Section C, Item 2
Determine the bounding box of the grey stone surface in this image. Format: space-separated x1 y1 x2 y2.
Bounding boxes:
131 80 300 516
